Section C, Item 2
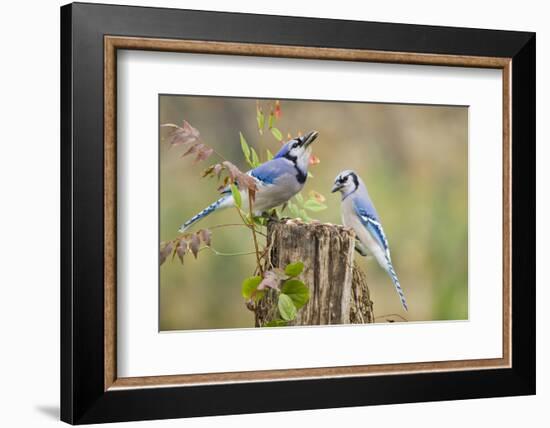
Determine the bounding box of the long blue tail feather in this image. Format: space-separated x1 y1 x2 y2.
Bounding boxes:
178 195 230 232
386 259 408 311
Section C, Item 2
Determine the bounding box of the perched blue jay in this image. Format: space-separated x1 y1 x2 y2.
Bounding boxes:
332 170 408 311
179 130 319 232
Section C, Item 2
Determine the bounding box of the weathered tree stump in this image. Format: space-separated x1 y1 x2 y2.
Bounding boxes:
255 220 374 326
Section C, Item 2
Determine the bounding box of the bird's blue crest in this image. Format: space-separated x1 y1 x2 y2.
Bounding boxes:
273 131 318 160
273 139 297 159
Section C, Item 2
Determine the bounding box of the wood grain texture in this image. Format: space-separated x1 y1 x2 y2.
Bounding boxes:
104 36 117 391
350 262 375 324
256 220 373 326
103 36 512 390
110 356 508 389
502 62 512 365
105 36 510 68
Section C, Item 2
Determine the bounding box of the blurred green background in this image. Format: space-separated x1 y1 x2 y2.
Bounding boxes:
159 95 468 331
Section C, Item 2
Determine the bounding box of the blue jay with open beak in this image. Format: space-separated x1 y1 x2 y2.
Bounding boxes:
332 170 408 311
179 130 319 232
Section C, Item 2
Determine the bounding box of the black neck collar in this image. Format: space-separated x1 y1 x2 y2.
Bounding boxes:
284 153 307 184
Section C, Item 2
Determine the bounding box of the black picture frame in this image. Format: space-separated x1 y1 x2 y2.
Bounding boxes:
61 2 535 424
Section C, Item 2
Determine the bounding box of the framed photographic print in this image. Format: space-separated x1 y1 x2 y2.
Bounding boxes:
60 2 535 424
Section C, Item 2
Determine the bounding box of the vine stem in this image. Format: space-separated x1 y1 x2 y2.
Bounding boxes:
235 206 261 267
241 190 263 277
249 194 264 276
196 137 228 164
200 246 257 257
207 223 267 237
374 313 409 322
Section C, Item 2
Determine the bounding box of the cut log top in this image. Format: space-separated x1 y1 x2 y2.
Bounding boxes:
269 218 356 238
255 219 374 327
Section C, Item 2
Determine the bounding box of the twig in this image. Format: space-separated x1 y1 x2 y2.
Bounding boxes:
247 190 264 276
200 246 257 257
235 205 263 276
206 223 267 237
196 137 228 163
374 313 409 323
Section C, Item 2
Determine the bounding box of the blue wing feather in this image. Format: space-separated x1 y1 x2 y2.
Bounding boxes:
365 220 389 254
349 190 408 311
352 198 408 310
249 158 291 185
352 199 390 256
218 160 284 195
249 168 275 185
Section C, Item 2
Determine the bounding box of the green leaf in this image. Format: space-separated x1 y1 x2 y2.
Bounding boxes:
303 199 328 212
266 149 274 161
295 193 304 204
281 279 310 309
278 293 297 321
264 319 288 327
253 216 266 226
284 261 304 277
257 108 265 134
231 184 242 209
300 209 312 222
307 171 314 178
250 147 260 167
241 276 262 299
268 111 274 129
286 201 300 218
271 127 283 142
240 132 252 165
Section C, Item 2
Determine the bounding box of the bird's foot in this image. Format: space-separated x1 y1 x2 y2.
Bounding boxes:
354 240 369 257
261 209 280 223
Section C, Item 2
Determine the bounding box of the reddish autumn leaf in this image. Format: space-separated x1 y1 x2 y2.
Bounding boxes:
160 242 174 266
176 240 187 264
181 142 203 158
206 161 257 198
198 229 212 246
181 119 200 137
194 146 214 164
161 120 200 147
242 175 257 194
309 154 320 166
274 100 282 119
247 187 256 204
217 175 230 192
222 161 257 194
308 190 326 203
189 233 200 259
202 164 215 177
257 270 281 291
202 163 225 179
222 160 241 180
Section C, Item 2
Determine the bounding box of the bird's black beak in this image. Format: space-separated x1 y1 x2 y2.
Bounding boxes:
301 130 318 148
331 183 342 193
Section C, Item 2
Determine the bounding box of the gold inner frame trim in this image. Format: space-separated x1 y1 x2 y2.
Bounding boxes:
104 35 512 391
